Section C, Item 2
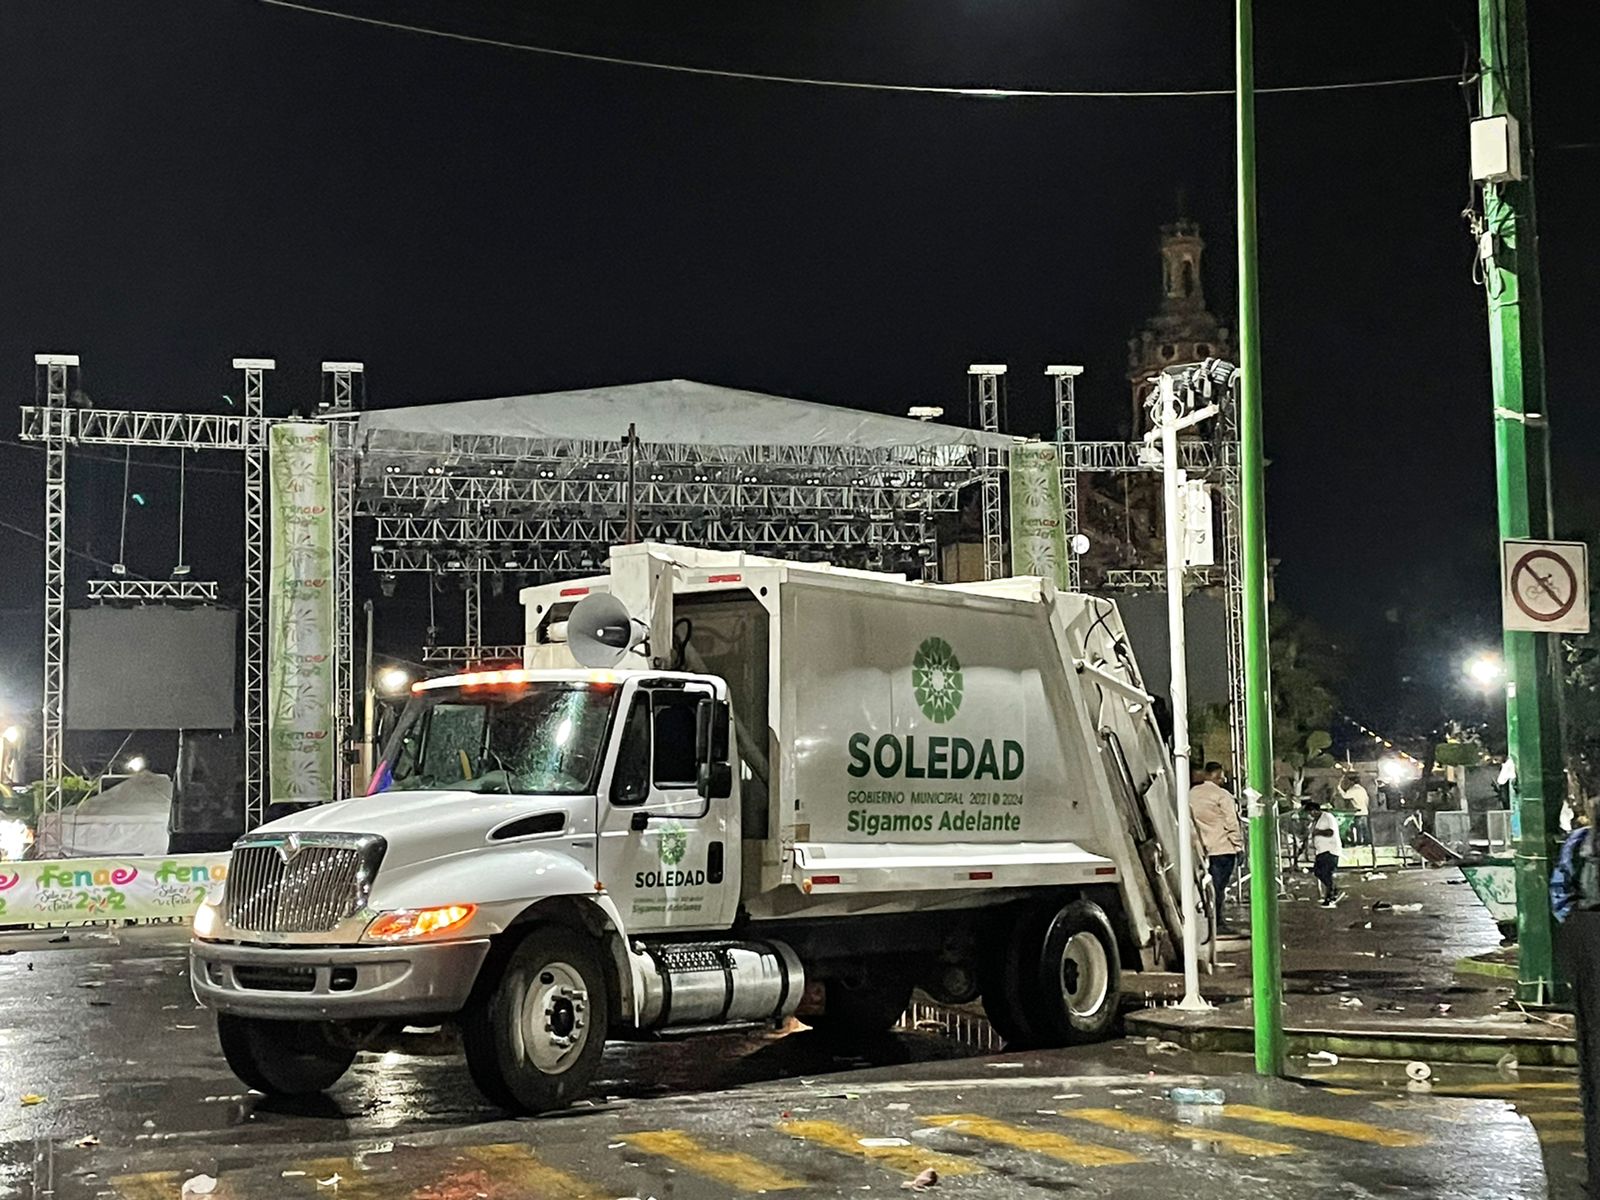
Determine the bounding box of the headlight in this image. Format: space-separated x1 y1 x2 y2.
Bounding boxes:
364 904 477 942
192 900 223 940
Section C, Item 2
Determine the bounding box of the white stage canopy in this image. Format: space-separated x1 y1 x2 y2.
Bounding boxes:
357 379 1013 452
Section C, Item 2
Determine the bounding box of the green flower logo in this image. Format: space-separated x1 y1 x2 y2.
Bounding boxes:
913 636 963 723
658 823 688 867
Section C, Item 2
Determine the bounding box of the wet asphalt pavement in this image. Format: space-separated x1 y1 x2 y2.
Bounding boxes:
0 925 1580 1198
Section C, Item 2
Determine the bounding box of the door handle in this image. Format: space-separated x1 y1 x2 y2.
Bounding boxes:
707 840 725 885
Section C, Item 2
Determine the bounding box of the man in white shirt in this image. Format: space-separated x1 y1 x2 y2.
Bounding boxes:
1306 798 1342 907
1336 772 1370 846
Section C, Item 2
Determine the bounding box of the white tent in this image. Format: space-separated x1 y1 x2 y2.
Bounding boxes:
37 771 172 858
357 379 1015 452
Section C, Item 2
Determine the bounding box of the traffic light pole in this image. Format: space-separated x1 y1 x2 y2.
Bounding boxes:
1478 0 1565 1006
1236 0 1285 1074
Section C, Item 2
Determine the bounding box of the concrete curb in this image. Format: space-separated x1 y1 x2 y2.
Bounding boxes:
1126 1007 1576 1067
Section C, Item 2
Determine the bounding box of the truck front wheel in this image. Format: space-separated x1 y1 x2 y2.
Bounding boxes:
216 1014 357 1096
461 926 610 1113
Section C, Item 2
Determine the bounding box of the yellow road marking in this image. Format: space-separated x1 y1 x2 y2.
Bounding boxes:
1526 1111 1584 1125
1322 1087 1364 1096
1063 1108 1296 1157
1538 1129 1585 1145
463 1144 607 1198
780 1119 982 1176
923 1113 1140 1167
112 1174 186 1200
1222 1104 1427 1147
1438 1082 1577 1095
623 1130 808 1191
297 1157 393 1199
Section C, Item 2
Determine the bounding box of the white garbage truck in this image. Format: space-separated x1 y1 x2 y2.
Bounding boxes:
192 543 1207 1112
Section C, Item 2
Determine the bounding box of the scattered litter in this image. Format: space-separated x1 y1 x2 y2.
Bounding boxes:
1389 903 1422 913
162 1005 182 1011
19 1094 45 1106
181 1175 217 1198
1052 1093 1083 1100
281 1171 307 1179
985 1062 1024 1070
817 1092 860 1100
1375 1003 1406 1013
903 1167 939 1191
1434 1003 1453 1015
1364 872 1389 881
1497 1053 1520 1075
1407 1079 1434 1094
317 1173 343 1188
1149 1041 1183 1055
142 1119 155 1129
1168 1087 1225 1106
1371 900 1394 912
1405 1061 1432 1082
174 1024 197 1030
77 981 106 989
886 1103 911 1111
74 1135 99 1148
1307 1051 1340 1066
1108 1088 1143 1096
87 1000 112 1007
860 1137 912 1148
60 1094 97 1102
1338 996 1364 1009
48 935 69 944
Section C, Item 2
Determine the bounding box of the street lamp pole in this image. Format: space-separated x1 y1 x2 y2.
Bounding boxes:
1237 0 1285 1074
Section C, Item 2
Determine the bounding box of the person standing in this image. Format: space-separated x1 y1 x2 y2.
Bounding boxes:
1336 771 1371 847
1550 808 1600 1190
1190 762 1244 935
1306 798 1342 906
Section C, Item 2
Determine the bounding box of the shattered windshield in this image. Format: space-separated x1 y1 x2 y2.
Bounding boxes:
379 682 618 796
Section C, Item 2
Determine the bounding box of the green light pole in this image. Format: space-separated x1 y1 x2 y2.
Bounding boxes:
1236 0 1285 1074
1477 0 1565 1005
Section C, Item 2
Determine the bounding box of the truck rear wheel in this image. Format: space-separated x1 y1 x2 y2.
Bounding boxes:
216 1013 357 1096
981 900 1120 1048
1030 899 1121 1044
461 926 610 1113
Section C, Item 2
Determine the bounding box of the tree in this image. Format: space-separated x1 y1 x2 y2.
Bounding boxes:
1271 609 1341 799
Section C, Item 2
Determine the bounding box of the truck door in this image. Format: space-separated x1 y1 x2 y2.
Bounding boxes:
598 679 738 932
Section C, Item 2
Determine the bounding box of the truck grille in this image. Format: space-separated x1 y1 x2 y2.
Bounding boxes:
224 833 385 934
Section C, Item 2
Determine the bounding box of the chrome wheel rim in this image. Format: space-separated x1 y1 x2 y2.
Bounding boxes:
1060 931 1109 1019
521 961 590 1073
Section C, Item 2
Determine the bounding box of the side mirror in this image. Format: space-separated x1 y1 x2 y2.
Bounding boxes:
695 697 732 800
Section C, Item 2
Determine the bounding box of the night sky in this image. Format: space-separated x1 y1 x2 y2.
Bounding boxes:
2 0 1595 741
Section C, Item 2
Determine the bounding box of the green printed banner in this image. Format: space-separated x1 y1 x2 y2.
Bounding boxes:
268 424 336 803
1008 443 1070 589
0 854 227 924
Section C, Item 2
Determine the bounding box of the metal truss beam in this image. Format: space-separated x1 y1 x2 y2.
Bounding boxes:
323 366 362 802
235 358 271 828
19 406 255 449
372 514 932 550
36 355 74 851
970 366 1006 580
421 644 524 666
1103 567 1222 590
370 473 959 515
1049 366 1084 590
363 430 984 474
87 578 220 602
1069 439 1216 475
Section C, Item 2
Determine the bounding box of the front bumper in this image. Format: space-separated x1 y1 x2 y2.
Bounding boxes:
190 937 491 1020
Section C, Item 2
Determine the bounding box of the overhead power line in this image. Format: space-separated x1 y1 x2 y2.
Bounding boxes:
257 0 1460 99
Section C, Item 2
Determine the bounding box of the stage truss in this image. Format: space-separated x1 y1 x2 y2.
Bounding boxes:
21 359 995 834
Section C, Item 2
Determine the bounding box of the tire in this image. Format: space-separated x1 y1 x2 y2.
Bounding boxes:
216 1013 357 1096
1029 899 1121 1044
808 971 913 1041
980 906 1049 1048
461 926 610 1114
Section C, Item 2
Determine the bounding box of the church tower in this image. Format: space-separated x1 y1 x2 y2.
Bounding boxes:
1127 215 1233 430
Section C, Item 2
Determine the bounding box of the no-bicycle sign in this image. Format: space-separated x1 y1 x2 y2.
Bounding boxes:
1501 539 1590 634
